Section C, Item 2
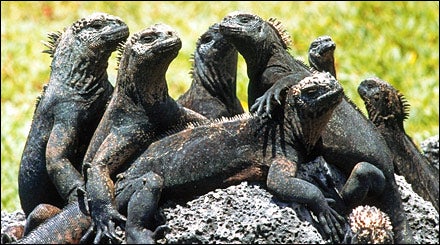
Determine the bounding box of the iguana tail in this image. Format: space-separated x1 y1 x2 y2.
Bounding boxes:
14 203 90 244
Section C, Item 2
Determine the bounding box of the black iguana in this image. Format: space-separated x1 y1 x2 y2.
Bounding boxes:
18 12 129 216
112 72 348 243
177 23 244 118
358 77 439 212
80 23 209 243
14 72 346 244
13 22 240 244
218 11 413 243
308 35 337 79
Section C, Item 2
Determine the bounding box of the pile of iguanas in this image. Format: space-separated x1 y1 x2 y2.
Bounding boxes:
8 11 438 244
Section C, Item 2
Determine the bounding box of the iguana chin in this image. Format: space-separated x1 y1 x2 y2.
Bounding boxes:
80 23 209 243
18 12 129 216
358 77 439 212
177 23 244 119
113 72 346 243
218 11 413 243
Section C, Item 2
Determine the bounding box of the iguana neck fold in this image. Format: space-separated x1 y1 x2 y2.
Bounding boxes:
191 32 238 110
116 24 181 108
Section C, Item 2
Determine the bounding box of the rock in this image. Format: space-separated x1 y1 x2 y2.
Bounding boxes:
2 174 439 244
421 134 439 170
156 182 325 244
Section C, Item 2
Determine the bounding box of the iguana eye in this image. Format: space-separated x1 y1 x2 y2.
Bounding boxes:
90 21 104 29
200 34 213 44
304 87 318 96
240 16 251 24
140 34 157 43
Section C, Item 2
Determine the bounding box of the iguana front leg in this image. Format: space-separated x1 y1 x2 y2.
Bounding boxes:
340 161 386 209
250 73 309 116
124 171 164 244
46 121 85 204
83 125 151 244
266 157 346 243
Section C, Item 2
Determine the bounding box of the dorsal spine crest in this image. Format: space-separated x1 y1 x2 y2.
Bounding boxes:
267 17 292 49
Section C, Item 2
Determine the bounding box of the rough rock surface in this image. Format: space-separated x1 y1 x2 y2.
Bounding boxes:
155 175 438 244
157 182 325 244
2 156 439 244
421 134 439 170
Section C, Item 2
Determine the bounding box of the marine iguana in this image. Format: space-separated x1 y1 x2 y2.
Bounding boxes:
218 11 413 243
13 72 345 244
13 22 240 244
112 72 347 243
81 23 209 243
308 35 337 79
18 12 129 216
358 77 439 212
177 23 244 118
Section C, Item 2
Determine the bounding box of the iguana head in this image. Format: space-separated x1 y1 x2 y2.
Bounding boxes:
284 72 343 153
358 77 409 130
308 35 337 79
44 12 129 90
218 11 291 60
117 23 181 69
191 23 238 108
116 24 182 101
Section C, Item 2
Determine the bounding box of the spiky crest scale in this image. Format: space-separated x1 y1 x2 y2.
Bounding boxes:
34 84 48 113
186 112 255 129
188 53 196 79
398 92 410 121
115 42 126 69
155 112 257 142
267 17 292 49
115 30 152 71
42 31 63 57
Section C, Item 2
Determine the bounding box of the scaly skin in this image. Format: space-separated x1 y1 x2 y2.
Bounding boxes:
81 24 208 243
177 23 244 118
219 11 413 243
18 12 129 216
15 202 91 244
308 35 337 79
114 72 346 243
358 77 439 212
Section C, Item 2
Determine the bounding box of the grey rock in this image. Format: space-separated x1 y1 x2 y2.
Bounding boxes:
2 159 439 244
421 134 439 170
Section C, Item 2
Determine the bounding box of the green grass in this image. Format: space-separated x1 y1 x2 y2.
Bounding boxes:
1 1 438 212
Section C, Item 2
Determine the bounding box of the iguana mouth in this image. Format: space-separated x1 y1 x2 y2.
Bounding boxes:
316 87 343 110
102 25 130 42
315 43 335 57
293 73 344 119
154 37 182 54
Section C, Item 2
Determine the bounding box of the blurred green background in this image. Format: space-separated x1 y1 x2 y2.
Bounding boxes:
1 1 438 212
